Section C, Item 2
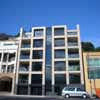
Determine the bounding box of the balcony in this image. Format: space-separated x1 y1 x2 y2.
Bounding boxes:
69 65 80 71
67 32 77 36
68 42 78 46
22 33 32 39
19 66 29 72
21 44 30 48
68 54 79 58
20 55 30 59
9 57 15 62
18 79 28 84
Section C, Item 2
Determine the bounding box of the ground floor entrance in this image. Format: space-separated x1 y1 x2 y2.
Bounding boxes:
0 77 12 92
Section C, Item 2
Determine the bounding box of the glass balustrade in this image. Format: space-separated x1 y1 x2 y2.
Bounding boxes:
68 42 78 46
69 65 80 71
20 55 30 59
68 54 79 58
67 32 77 35
21 44 30 48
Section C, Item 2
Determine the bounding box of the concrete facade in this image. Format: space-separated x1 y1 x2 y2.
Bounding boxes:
0 25 84 96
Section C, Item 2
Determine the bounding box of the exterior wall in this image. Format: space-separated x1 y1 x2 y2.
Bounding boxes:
83 52 100 95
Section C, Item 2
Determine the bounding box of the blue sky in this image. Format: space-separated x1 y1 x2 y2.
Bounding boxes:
0 0 100 47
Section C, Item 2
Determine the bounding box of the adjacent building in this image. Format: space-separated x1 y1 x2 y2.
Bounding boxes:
0 39 18 94
83 52 100 97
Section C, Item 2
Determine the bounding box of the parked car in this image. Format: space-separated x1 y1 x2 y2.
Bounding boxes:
62 87 90 99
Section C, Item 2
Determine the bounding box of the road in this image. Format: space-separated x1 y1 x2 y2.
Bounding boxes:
0 96 98 100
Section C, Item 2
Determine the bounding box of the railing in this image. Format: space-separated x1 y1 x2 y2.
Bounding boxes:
20 56 30 59
22 34 32 38
68 54 79 58
69 65 80 71
19 67 29 71
68 42 78 46
9 57 15 62
21 44 30 48
18 80 28 84
67 32 77 35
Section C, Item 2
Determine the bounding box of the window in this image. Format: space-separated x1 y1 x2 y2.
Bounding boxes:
55 74 66 85
54 38 65 47
68 61 80 71
55 50 65 58
77 88 83 91
69 74 80 84
21 40 30 48
19 62 29 71
54 61 66 71
20 51 30 59
7 65 14 73
9 53 15 62
87 58 100 67
32 62 42 71
32 50 43 59
2 65 6 73
88 68 100 79
34 29 43 37
18 74 28 84
31 74 42 84
3 53 8 62
68 48 79 58
68 88 75 91
33 39 43 48
68 37 78 46
87 57 100 79
54 28 64 36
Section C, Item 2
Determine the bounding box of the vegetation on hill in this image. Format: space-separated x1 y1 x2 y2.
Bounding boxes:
82 42 100 52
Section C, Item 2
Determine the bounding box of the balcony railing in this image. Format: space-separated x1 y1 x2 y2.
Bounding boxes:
69 65 80 71
22 34 32 38
21 44 30 48
20 56 30 59
9 57 15 62
67 32 77 35
18 79 28 84
68 54 79 58
19 67 29 71
68 42 78 46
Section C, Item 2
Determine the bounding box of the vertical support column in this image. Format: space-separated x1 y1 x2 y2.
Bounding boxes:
65 25 69 85
28 29 33 95
42 27 46 95
6 53 9 73
51 26 55 95
77 24 84 85
11 77 15 95
0 50 4 72
15 27 23 94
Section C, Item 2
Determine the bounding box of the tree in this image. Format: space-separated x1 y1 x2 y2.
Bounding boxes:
81 42 95 52
95 47 100 52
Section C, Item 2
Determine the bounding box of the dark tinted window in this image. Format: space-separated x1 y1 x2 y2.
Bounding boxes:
54 38 65 47
55 50 65 58
32 50 43 59
31 74 42 84
32 62 42 71
54 28 64 36
33 39 43 47
54 61 66 71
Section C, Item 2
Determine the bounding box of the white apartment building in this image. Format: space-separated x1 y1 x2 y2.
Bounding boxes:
15 25 84 95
